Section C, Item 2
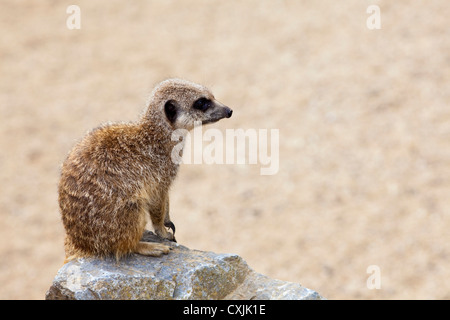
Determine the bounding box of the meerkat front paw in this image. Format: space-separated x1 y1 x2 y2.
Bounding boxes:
156 227 176 243
135 241 171 257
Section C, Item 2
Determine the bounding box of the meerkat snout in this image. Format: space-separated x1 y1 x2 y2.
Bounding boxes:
194 98 233 125
210 100 233 119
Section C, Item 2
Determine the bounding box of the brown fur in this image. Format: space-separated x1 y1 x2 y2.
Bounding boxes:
59 79 232 261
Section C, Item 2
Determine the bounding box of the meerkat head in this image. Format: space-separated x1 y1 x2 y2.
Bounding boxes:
145 79 232 131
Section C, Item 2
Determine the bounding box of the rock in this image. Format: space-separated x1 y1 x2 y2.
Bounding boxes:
45 231 324 300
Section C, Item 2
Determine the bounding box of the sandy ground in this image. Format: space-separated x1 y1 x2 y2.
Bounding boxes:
1 1 449 300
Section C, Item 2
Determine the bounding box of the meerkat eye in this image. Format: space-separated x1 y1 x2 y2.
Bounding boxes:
193 98 212 112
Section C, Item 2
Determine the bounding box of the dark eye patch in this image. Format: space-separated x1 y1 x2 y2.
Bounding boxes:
193 98 212 112
164 100 178 123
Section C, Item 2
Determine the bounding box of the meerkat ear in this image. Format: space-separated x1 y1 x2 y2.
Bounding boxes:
164 100 178 124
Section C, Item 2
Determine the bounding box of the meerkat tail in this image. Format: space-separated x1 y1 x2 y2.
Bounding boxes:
134 241 171 257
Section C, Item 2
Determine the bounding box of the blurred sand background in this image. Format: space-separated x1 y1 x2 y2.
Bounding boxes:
1 1 449 299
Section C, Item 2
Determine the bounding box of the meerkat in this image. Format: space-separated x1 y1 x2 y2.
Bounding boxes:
59 79 233 262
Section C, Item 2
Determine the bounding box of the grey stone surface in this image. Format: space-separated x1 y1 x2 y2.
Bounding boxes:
46 231 324 300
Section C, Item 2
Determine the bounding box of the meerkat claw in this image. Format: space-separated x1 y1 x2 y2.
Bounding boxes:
164 221 176 240
164 221 175 233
